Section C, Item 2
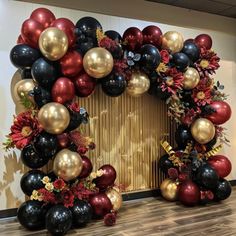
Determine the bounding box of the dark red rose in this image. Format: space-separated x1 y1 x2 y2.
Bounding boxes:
38 188 57 204
160 50 170 64
61 189 74 208
104 213 116 226
53 179 66 190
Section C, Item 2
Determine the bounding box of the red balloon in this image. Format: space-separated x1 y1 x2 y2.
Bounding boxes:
122 27 143 51
57 133 70 149
195 34 212 50
51 77 75 104
60 51 83 77
21 19 44 48
79 156 93 178
73 73 96 97
30 8 56 29
206 101 231 125
142 25 162 48
94 164 116 190
178 180 200 206
89 193 112 218
17 35 25 44
208 155 232 178
51 18 76 47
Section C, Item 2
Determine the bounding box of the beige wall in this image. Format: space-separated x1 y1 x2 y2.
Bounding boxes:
0 0 236 210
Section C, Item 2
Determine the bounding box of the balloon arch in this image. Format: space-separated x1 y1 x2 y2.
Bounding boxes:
5 7 232 235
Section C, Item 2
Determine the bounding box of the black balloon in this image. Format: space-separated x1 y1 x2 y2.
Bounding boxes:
205 136 217 151
10 44 40 68
181 42 200 63
34 132 58 158
158 154 173 173
33 86 52 108
110 44 123 59
101 73 126 97
214 178 232 201
47 171 58 182
70 200 92 227
139 44 161 72
66 111 83 132
175 125 192 149
20 170 45 196
17 200 46 230
21 144 50 169
46 205 72 235
105 30 122 42
21 68 33 79
76 36 96 56
31 58 59 89
172 52 190 71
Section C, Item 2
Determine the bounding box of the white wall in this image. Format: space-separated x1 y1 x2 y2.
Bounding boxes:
0 0 236 210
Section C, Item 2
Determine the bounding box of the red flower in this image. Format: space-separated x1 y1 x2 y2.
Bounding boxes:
9 111 42 149
38 188 57 204
178 173 188 182
160 50 170 64
192 88 212 106
71 182 95 200
104 213 116 226
168 168 178 180
181 108 201 126
61 189 74 208
99 36 118 51
53 179 66 191
67 102 80 113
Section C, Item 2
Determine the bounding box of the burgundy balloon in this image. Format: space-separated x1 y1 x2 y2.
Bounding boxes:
122 27 143 51
51 77 75 104
57 133 70 149
60 51 83 77
30 8 56 29
94 164 116 190
73 73 96 97
51 18 76 47
89 193 112 218
79 156 93 178
208 155 232 178
21 18 44 48
142 25 162 48
206 101 231 125
195 34 212 50
17 35 25 44
178 180 200 206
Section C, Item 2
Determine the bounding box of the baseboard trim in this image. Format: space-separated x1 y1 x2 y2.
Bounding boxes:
0 208 17 219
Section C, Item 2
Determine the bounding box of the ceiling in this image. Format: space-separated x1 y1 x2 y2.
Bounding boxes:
147 0 236 18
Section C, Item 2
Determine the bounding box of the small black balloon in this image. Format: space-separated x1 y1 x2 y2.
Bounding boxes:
214 178 232 201
20 170 45 196
21 144 50 169
10 44 40 69
47 171 58 182
101 73 126 97
76 36 96 56
182 42 200 63
205 136 217 151
70 200 92 227
110 44 123 59
172 52 190 71
33 86 52 108
105 30 122 42
158 154 174 173
46 205 72 235
31 58 59 89
21 68 33 79
17 200 46 230
175 125 192 149
34 132 58 158
66 111 83 132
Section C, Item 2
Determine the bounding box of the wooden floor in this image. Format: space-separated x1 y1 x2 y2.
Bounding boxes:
1 187 236 235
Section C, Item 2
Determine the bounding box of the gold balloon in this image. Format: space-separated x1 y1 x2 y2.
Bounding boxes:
11 70 22 103
38 102 70 134
191 118 215 144
53 149 83 181
106 188 122 211
162 31 184 53
183 67 200 90
39 27 68 61
160 178 179 201
126 70 150 97
83 47 113 79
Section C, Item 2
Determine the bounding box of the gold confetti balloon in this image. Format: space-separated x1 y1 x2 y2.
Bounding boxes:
106 188 123 211
160 178 179 201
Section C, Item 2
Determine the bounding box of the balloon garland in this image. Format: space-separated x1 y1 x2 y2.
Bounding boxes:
4 6 232 235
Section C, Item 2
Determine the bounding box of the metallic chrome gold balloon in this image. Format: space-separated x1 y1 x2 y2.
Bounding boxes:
160 178 179 201
191 118 215 144
183 67 200 90
53 149 83 181
162 31 184 53
11 70 22 103
126 70 150 97
83 47 113 79
106 188 122 211
38 102 70 134
39 27 68 61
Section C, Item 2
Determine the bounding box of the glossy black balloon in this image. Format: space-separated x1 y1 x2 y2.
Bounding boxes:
33 86 52 108
76 36 96 55
205 136 217 151
175 125 192 149
181 42 200 63
66 111 83 132
47 171 58 182
21 68 33 79
46 205 72 235
21 144 50 169
172 52 190 71
34 132 58 158
214 178 232 201
101 73 126 97
196 164 219 189
105 30 122 42
139 44 161 72
31 58 59 89
20 170 45 196
17 200 46 230
110 44 123 59
70 200 92 227
10 44 40 68
158 154 174 173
